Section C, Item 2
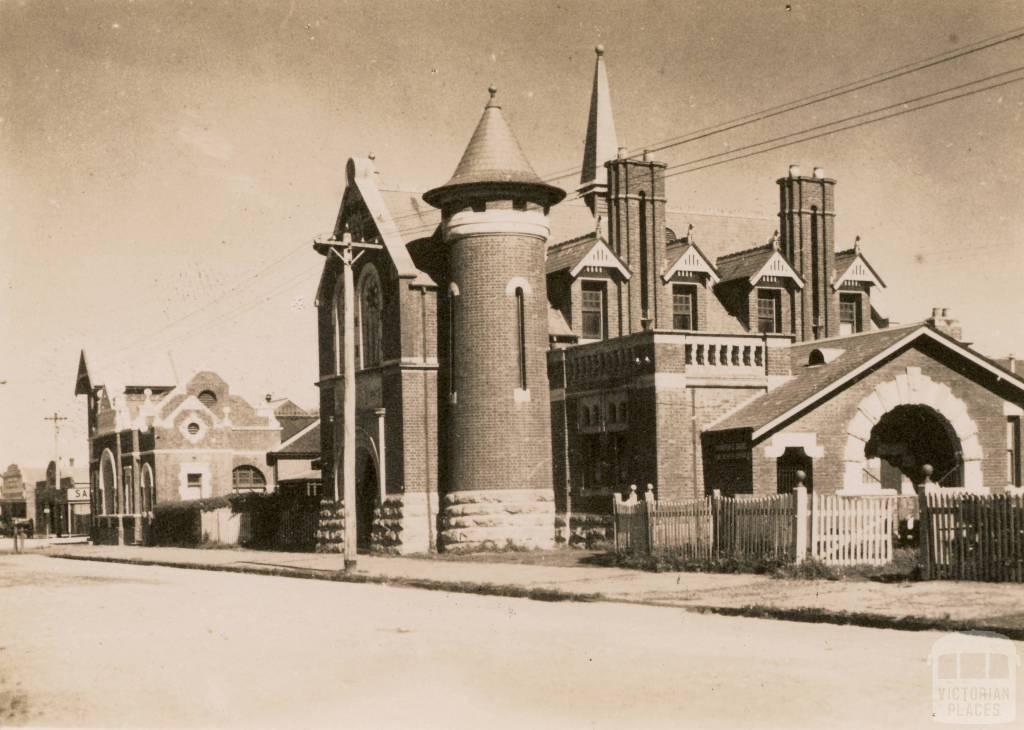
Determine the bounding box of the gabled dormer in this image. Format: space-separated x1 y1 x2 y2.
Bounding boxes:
715 238 804 336
546 229 631 342
832 237 886 336
658 232 720 331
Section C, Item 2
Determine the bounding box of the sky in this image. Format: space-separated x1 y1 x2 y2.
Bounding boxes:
2 0 1023 468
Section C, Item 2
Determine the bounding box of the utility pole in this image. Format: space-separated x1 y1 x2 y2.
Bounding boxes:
314 232 382 569
43 412 68 536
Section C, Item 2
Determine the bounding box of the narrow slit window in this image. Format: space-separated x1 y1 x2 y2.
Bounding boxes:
515 287 527 390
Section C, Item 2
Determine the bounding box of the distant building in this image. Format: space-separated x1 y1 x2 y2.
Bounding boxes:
266 418 321 498
311 47 1024 554
33 460 90 536
74 353 293 545
1 464 45 526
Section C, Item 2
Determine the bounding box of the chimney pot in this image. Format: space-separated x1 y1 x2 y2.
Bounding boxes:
617 146 628 160
941 307 950 317
813 166 825 179
788 164 801 178
931 307 941 318
1009 354 1017 374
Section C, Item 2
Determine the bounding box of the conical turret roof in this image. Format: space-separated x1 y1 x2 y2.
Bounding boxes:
423 86 565 209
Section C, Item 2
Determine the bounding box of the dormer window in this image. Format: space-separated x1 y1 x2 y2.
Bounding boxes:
839 293 862 335
757 289 781 334
581 281 607 340
672 284 696 330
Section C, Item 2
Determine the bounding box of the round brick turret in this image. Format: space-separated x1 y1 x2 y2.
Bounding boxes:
424 87 565 552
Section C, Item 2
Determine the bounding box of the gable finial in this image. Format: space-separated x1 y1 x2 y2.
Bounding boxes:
854 235 861 255
770 230 780 250
687 223 695 244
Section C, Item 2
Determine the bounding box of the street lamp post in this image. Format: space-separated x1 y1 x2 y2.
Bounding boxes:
314 233 382 570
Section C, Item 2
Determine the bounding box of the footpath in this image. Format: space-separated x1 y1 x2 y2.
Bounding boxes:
42 543 1024 639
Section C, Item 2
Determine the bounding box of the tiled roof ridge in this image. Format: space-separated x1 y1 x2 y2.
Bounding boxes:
790 321 924 350
548 231 598 250
716 242 773 262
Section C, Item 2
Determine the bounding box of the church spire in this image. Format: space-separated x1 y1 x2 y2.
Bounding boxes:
578 45 619 216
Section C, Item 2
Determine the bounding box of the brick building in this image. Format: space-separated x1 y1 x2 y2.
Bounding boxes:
314 48 1024 553
74 353 287 544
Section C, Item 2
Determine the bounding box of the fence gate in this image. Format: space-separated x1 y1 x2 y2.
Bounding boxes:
810 495 895 566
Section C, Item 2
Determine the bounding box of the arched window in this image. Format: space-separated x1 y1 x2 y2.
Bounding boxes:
232 465 267 492
358 265 383 369
100 450 116 516
198 390 217 408
141 463 155 513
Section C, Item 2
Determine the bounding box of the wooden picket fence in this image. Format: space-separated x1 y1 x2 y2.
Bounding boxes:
715 493 797 561
613 486 797 562
810 494 896 566
921 492 1024 582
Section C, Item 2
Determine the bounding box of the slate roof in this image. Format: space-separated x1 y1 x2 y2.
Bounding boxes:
268 418 321 463
715 244 776 284
278 414 318 443
708 324 931 436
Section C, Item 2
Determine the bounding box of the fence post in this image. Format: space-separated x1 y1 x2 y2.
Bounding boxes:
711 489 722 559
794 479 808 564
917 482 932 580
645 484 656 554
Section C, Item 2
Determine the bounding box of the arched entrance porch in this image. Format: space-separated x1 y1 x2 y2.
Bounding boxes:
866 404 962 488
842 367 983 491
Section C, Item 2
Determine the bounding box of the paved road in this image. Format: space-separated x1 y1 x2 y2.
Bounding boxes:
0 555 1014 729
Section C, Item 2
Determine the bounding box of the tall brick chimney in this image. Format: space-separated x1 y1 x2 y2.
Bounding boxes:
778 164 837 341
926 307 963 341
606 148 667 334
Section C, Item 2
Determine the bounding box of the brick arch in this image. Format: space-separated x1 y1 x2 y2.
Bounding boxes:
842 367 983 490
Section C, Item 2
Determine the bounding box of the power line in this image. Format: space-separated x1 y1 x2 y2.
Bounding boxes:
661 65 1024 176
537 25 1024 182
664 73 1024 180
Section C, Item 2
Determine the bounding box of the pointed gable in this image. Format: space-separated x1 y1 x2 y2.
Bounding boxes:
834 247 886 289
662 242 720 284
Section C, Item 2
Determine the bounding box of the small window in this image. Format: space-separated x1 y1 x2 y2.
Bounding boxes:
186 473 203 497
232 465 267 491
757 289 781 334
1007 417 1021 486
672 285 696 330
839 293 862 336
581 281 607 340
187 422 200 435
198 390 217 408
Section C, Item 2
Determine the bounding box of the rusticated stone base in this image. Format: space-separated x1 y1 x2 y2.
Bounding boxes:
371 491 439 555
555 511 614 549
315 499 345 554
440 489 555 552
